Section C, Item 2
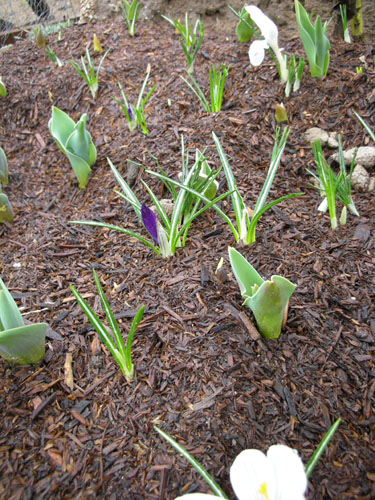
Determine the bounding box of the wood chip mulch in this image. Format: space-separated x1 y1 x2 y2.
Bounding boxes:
0 15 374 500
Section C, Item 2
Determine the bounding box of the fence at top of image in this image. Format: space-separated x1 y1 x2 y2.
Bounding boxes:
0 0 79 46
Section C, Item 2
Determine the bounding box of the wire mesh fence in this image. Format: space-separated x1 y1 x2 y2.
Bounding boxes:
0 0 80 45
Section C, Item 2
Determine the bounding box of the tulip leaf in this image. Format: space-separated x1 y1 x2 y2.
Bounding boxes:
228 246 264 297
0 193 14 223
0 146 8 184
0 323 47 365
0 277 24 330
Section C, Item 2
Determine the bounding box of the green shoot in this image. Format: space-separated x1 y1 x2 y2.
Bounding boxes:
70 269 144 383
113 69 156 135
340 4 351 43
213 127 303 245
118 0 142 36
70 46 110 99
162 13 204 74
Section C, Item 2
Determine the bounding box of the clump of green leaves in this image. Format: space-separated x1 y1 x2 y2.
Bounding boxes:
0 147 14 223
213 127 303 245
285 54 305 97
180 63 230 112
162 13 204 74
0 277 47 365
45 46 63 66
48 107 97 189
113 69 156 135
308 136 358 230
71 270 144 383
118 0 142 36
295 0 330 77
71 142 231 258
70 46 110 99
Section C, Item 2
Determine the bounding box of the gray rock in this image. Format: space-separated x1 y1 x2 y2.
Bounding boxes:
304 127 338 148
330 147 375 168
351 164 371 192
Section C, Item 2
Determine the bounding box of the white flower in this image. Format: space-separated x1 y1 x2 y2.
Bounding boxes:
248 39 269 66
245 5 288 83
175 444 307 500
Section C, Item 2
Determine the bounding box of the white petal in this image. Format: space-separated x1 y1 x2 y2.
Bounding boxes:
249 39 268 67
230 449 276 500
175 495 220 500
245 5 279 50
267 445 307 500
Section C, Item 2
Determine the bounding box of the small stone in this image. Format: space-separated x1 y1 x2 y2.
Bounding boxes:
304 127 329 145
331 147 375 168
327 132 338 148
351 164 370 192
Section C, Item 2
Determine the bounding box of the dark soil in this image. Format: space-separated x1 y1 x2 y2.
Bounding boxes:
0 12 375 500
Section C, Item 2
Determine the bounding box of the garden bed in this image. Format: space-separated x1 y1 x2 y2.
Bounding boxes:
0 10 374 500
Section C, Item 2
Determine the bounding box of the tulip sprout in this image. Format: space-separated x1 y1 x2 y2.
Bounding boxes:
0 147 14 223
228 247 296 339
228 5 256 43
71 270 144 383
118 0 142 36
294 0 330 77
70 46 110 99
213 128 303 245
48 107 97 189
113 69 156 135
180 63 230 112
0 277 47 365
162 13 204 74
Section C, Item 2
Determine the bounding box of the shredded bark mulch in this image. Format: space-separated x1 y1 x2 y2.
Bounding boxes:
0 15 374 500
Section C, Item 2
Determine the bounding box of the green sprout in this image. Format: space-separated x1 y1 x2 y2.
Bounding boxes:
228 5 256 43
0 277 47 365
340 4 351 43
295 0 330 77
118 0 142 36
70 46 110 99
213 127 303 245
228 247 296 339
48 106 97 189
70 269 144 383
113 69 156 135
162 12 204 74
0 76 7 97
180 63 230 112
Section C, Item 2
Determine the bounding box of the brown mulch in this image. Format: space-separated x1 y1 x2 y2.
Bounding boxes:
0 14 375 500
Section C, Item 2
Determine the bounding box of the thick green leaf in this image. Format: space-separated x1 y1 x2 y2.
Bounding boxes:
65 150 92 189
0 277 24 330
228 247 264 297
243 275 296 338
0 193 14 223
65 114 96 166
48 106 75 149
0 146 8 184
0 323 47 365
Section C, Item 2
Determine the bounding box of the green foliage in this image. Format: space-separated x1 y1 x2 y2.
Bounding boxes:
228 5 256 43
118 0 142 36
0 147 13 223
48 106 97 189
0 277 47 365
294 0 330 77
180 63 230 112
162 13 204 74
228 247 296 338
113 70 156 135
71 270 144 382
213 127 303 245
70 46 110 99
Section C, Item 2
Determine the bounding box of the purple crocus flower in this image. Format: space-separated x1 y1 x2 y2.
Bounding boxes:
127 106 134 121
141 203 158 244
